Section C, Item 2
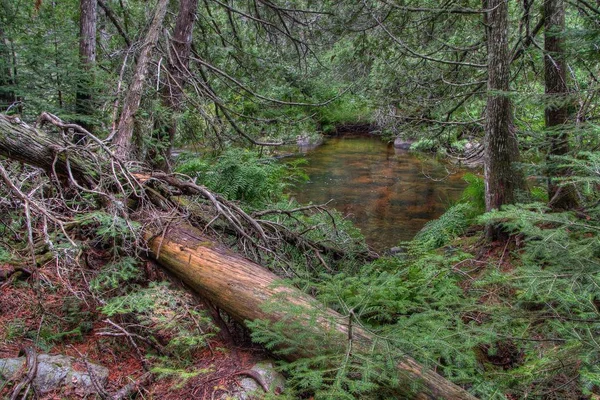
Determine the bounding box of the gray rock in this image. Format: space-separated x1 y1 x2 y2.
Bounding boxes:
229 360 286 399
389 246 407 255
0 354 109 395
393 137 414 150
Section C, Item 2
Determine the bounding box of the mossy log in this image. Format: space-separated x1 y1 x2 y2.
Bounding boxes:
0 114 477 400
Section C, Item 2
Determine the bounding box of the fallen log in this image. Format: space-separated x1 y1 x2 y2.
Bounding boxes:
0 114 477 399
146 225 476 399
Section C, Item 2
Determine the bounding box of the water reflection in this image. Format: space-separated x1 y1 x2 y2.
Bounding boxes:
287 137 468 251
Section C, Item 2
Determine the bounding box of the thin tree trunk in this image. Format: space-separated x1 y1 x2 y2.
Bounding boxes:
484 0 522 239
0 113 478 400
112 0 169 158
0 27 16 111
150 0 198 170
75 0 97 138
97 0 132 47
544 0 578 209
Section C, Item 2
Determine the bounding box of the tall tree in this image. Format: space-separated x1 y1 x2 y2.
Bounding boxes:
484 0 522 237
150 0 198 170
75 0 97 138
544 0 578 209
112 0 169 159
0 26 16 112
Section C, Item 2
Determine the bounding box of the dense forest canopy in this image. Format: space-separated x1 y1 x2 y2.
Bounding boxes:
0 0 599 399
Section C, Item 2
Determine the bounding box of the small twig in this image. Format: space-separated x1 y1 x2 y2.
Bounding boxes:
111 371 153 400
69 345 110 400
103 319 149 370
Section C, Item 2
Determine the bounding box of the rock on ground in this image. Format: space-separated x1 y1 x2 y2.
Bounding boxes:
0 353 109 395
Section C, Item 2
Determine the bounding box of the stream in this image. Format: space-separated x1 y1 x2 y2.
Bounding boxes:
287 136 468 252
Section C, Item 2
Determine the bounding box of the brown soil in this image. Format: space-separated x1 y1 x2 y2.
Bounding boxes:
0 258 267 399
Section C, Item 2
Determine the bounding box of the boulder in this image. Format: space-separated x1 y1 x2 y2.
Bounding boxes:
0 354 109 395
393 137 414 150
228 360 286 399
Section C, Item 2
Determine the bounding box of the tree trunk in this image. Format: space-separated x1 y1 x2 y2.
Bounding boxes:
0 114 477 400
0 27 16 111
484 0 522 239
75 0 97 138
544 0 578 210
150 0 198 170
112 0 169 158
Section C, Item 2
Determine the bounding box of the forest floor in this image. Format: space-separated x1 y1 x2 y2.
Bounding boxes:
0 257 269 399
0 225 585 399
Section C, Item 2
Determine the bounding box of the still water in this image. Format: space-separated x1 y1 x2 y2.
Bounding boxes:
288 136 468 251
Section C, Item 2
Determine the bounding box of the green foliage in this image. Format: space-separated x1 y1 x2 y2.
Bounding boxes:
413 203 474 250
102 283 217 363
89 256 142 293
0 246 11 263
476 203 600 396
314 94 374 133
410 138 436 152
76 211 141 249
176 149 307 207
555 151 600 203
248 245 485 398
459 173 486 215
252 198 368 278
4 318 27 341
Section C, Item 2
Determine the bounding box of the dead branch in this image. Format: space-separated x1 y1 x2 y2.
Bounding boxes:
9 347 37 400
111 372 153 400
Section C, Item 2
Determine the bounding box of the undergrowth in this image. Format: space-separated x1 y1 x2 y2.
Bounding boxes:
176 148 308 207
249 153 600 399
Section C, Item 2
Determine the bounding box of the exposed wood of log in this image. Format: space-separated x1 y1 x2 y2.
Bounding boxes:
146 225 477 400
0 114 477 400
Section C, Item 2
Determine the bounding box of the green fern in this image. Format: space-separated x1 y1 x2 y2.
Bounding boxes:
459 173 486 215
413 203 473 250
176 148 307 207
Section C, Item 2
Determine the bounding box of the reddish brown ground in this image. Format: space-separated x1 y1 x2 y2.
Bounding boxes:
0 260 266 399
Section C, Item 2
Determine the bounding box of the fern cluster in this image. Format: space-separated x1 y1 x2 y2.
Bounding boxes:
176 148 307 207
413 202 474 250
478 203 600 397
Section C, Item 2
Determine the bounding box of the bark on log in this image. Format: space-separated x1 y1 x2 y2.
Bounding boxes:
0 114 477 400
0 116 96 183
146 225 476 400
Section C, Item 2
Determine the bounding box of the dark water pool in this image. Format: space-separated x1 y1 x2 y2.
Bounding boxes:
287 136 468 251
